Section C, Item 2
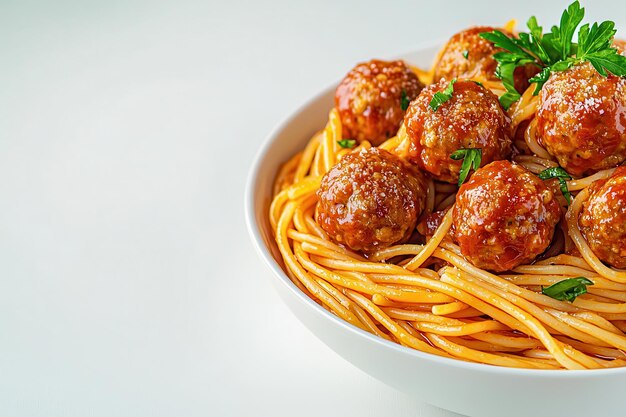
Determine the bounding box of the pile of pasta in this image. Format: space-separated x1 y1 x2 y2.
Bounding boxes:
269 88 626 369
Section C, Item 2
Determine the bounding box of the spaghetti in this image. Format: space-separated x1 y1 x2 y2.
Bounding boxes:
268 19 626 370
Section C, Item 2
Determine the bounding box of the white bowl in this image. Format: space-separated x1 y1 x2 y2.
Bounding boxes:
244 44 626 417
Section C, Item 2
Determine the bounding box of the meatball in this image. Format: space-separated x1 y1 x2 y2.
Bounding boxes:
453 160 561 272
417 209 450 237
316 147 427 252
579 166 626 269
405 79 512 184
335 59 424 146
536 61 626 177
433 26 537 93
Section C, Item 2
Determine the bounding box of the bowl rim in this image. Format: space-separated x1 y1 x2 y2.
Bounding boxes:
243 44 626 378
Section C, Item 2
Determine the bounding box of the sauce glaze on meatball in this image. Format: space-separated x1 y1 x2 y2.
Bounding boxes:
536 61 626 177
579 166 626 269
453 160 561 272
316 147 427 252
405 79 512 184
335 60 424 146
433 26 537 93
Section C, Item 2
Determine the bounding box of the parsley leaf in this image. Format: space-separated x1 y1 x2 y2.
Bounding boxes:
450 148 482 186
337 139 356 149
462 50 469 59
481 30 536 61
538 166 572 204
551 0 585 60
538 166 571 181
479 1 626 109
528 66 552 94
429 78 457 111
541 277 593 302
578 21 615 56
480 30 538 109
526 16 554 64
400 89 410 111
585 50 626 76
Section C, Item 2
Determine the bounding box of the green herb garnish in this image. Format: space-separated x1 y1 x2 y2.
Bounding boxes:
541 277 594 302
462 50 469 59
429 78 457 111
450 147 482 186
337 139 356 149
400 89 410 111
538 166 572 204
480 1 626 110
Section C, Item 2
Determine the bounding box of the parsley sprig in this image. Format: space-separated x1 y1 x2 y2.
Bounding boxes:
541 277 593 302
337 139 356 149
450 148 482 186
429 78 457 111
538 167 572 204
400 89 410 111
480 1 626 109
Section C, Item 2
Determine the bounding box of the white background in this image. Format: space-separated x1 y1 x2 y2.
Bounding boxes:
1 1 624 416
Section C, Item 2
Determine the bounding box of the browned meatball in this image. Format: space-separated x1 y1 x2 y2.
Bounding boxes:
433 26 537 93
536 61 626 177
405 79 512 184
316 147 427 252
335 60 424 146
417 209 450 237
579 166 626 268
453 160 561 272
